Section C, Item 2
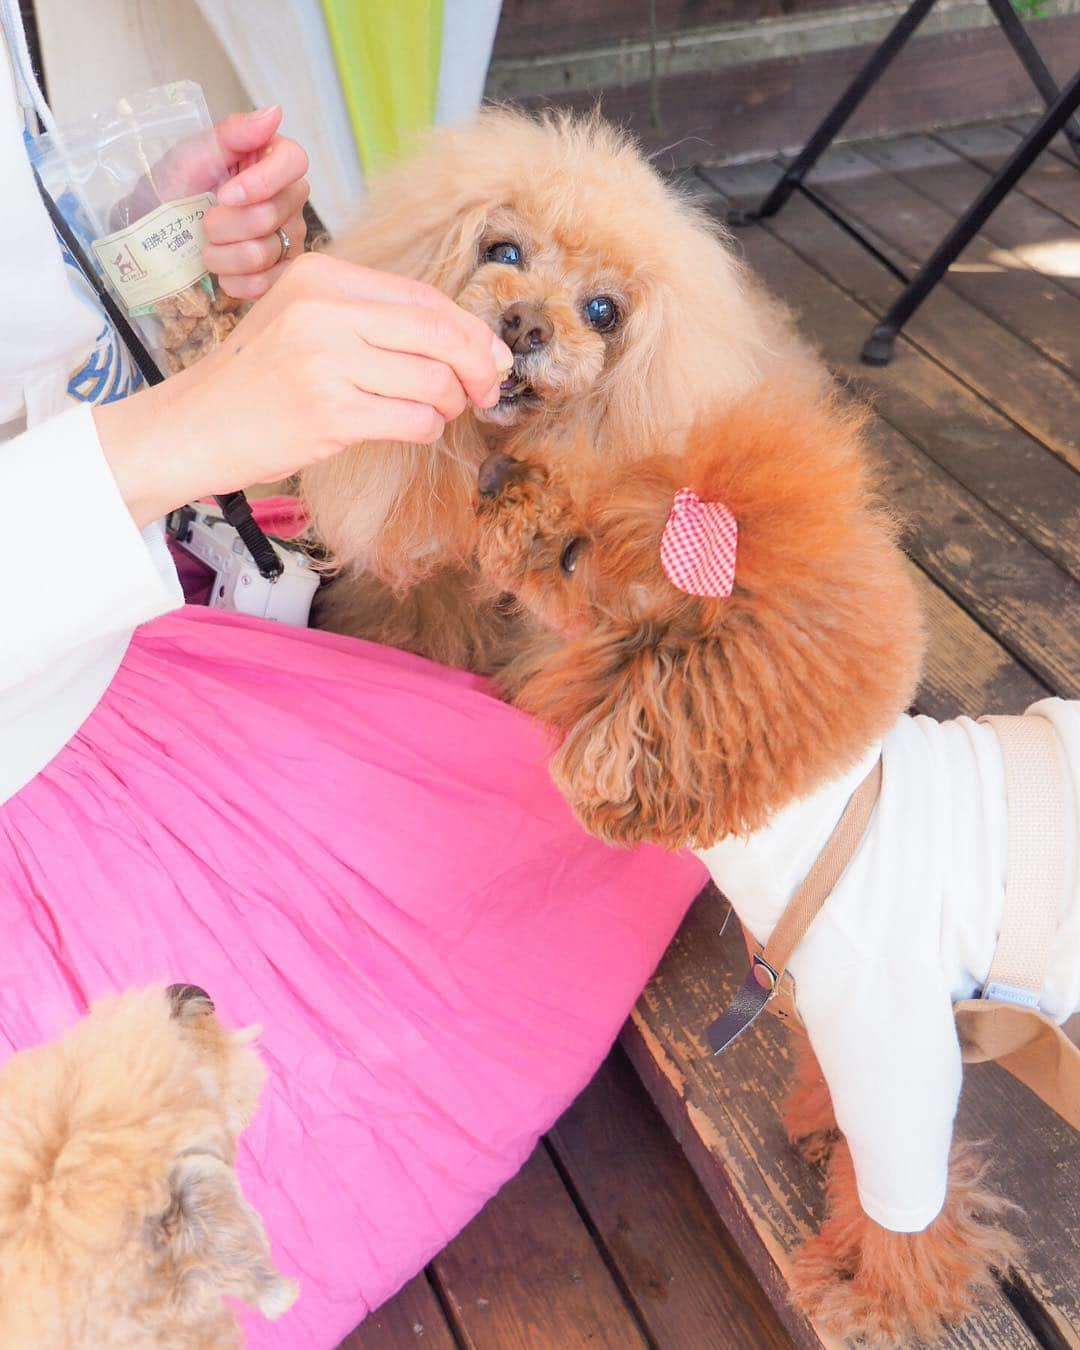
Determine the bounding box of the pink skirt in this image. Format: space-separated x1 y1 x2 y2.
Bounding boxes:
0 605 703 1347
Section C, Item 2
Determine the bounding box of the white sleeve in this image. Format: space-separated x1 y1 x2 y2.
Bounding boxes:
0 403 183 692
796 932 963 1233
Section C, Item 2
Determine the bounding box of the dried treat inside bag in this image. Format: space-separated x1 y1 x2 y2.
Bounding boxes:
30 81 246 377
157 283 241 369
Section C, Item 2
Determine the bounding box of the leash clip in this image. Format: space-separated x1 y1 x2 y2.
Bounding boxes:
705 954 778 1057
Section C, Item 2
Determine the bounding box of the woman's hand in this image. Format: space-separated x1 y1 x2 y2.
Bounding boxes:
201 106 310 300
93 253 514 528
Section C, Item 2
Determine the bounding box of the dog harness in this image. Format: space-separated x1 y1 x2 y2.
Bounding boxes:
707 715 1080 1134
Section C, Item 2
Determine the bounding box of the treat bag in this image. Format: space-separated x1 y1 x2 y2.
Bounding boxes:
31 82 244 376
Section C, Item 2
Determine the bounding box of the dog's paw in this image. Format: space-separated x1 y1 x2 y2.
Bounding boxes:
790 1143 1022 1345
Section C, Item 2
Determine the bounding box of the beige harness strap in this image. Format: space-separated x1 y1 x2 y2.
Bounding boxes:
707 760 882 1054
955 999 1080 1130
954 713 1080 1129
714 717 1078 1135
760 758 884 978
978 714 1066 1006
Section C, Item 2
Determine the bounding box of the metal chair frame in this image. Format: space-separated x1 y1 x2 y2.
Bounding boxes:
726 0 1080 365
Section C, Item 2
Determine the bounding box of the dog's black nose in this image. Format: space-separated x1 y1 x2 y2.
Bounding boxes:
478 453 522 498
500 302 553 355
167 983 214 1017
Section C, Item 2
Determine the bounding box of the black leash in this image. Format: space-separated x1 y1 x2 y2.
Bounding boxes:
33 167 283 581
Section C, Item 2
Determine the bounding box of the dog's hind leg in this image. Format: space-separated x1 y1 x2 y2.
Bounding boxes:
783 1037 840 1165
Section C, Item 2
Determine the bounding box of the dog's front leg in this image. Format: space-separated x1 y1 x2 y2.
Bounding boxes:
789 1137 1021 1344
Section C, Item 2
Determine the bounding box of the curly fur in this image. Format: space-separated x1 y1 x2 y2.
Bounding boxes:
472 388 1031 1340
477 385 925 847
300 106 820 669
782 1040 1020 1343
0 988 296 1348
791 1139 1020 1344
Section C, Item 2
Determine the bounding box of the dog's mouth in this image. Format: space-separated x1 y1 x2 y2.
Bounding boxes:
498 374 536 406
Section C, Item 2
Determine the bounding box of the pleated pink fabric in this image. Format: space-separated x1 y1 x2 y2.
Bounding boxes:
0 606 703 1346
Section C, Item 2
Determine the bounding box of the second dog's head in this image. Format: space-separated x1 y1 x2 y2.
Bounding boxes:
475 388 925 848
0 985 297 1348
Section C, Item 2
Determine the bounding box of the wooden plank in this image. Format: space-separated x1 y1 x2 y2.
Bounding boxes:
779 151 1080 468
505 16 1080 169
858 131 1080 312
549 1049 794 1350
492 0 852 60
343 1274 459 1350
624 898 1071 1350
910 565 1050 720
873 415 1080 697
699 183 1080 580
430 1146 648 1350
1009 117 1080 180
855 133 1080 335
945 122 1080 230
712 225 1080 693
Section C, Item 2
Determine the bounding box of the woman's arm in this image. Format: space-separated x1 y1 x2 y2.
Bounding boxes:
0 405 183 693
94 251 511 528
4 253 508 690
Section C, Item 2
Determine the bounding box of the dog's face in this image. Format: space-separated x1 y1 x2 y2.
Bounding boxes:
474 390 926 848
331 109 775 449
304 108 798 590
456 211 636 430
0 986 296 1348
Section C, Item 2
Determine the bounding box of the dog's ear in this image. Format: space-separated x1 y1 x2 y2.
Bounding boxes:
152 1154 298 1321
505 624 738 849
506 546 923 851
328 150 490 295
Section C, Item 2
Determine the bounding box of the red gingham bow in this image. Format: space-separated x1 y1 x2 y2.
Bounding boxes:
660 487 738 597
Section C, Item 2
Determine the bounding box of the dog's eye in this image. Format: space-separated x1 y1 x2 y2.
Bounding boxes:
484 241 522 267
560 538 585 576
583 295 619 332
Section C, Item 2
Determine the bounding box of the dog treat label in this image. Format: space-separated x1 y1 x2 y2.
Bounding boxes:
92 193 215 314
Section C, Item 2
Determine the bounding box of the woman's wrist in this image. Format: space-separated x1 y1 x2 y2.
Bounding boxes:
92 376 204 529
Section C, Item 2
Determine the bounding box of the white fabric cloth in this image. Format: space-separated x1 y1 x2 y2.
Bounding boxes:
695 699 1080 1233
0 11 182 803
194 0 502 235
436 1 502 126
193 0 366 236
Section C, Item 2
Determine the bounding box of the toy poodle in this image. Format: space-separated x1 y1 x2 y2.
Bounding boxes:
300 107 819 671
471 388 1079 1343
0 984 297 1347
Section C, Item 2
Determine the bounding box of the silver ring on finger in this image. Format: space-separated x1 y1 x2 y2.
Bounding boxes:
275 225 292 263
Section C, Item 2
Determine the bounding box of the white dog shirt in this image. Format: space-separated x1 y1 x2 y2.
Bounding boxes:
695 698 1080 1233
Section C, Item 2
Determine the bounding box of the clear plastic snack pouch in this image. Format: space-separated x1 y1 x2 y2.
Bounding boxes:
31 81 242 376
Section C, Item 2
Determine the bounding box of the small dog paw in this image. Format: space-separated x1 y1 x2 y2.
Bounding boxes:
790 1141 1022 1344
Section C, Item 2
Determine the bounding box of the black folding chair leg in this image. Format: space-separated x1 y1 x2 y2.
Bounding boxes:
862 69 1080 366
985 0 1080 159
727 0 939 227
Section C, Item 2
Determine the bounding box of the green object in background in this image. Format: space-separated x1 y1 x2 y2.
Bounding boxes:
321 1 444 173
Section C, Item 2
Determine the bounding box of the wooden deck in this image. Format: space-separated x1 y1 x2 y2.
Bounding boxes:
349 121 1080 1349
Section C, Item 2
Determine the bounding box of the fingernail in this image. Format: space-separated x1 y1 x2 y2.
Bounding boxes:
217 179 247 206
481 381 501 407
491 335 514 377
248 104 279 120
